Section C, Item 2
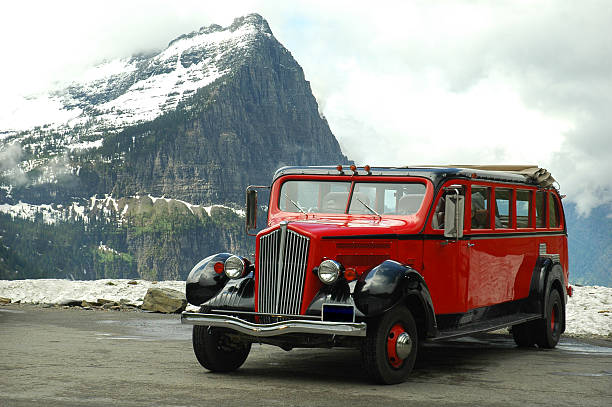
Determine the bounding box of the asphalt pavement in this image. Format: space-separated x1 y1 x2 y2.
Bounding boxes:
1 304 610 406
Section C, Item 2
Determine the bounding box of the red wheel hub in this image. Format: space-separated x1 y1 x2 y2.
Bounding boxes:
386 323 406 368
551 306 556 332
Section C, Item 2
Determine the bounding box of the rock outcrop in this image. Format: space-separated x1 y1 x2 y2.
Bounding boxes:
141 288 187 313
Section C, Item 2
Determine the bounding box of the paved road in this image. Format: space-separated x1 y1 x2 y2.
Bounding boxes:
1 304 611 406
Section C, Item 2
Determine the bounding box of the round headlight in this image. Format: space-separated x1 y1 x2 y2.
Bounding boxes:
224 255 246 279
318 259 343 285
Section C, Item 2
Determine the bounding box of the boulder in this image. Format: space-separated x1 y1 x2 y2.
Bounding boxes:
0 297 11 304
57 298 81 306
141 287 187 313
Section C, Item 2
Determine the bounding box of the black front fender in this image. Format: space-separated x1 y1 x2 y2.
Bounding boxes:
353 260 437 337
186 253 232 306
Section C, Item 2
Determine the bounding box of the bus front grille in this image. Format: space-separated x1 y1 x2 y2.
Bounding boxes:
257 225 310 315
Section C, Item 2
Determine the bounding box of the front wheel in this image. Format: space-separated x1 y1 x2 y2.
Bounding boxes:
362 305 418 384
192 326 251 372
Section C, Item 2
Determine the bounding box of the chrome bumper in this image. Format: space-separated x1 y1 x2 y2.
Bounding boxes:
181 312 367 337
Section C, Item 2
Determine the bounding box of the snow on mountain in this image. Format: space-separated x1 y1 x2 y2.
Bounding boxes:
2 14 271 140
0 281 609 337
0 194 245 225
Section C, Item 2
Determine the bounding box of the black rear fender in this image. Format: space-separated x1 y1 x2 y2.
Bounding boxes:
527 257 567 332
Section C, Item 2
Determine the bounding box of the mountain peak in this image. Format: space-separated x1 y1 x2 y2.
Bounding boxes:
228 13 272 35
5 14 279 137
167 13 272 48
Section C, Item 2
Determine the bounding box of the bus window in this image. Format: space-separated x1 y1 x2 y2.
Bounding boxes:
495 188 512 229
549 192 561 228
471 186 491 229
432 196 445 230
536 191 546 228
516 189 532 228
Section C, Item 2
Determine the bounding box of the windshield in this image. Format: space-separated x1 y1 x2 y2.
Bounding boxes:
279 180 426 215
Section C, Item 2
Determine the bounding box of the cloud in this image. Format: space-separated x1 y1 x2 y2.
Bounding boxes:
0 143 27 186
1 0 610 215
273 1 612 216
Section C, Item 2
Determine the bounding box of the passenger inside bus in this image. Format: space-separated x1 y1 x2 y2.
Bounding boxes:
471 191 490 229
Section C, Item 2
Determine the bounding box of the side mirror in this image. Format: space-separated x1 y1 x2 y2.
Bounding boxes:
245 185 270 236
246 188 258 234
444 187 465 240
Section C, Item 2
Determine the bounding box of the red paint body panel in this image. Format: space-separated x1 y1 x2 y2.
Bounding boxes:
255 172 569 317
422 240 469 314
466 236 535 309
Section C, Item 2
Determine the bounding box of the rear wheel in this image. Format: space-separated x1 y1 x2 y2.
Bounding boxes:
511 321 537 347
192 325 251 372
536 289 564 349
362 305 418 385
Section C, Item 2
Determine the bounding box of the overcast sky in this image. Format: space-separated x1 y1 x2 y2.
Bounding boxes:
1 0 610 216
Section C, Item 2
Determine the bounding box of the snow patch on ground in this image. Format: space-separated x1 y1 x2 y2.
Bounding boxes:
0 279 198 312
0 280 610 336
565 285 612 336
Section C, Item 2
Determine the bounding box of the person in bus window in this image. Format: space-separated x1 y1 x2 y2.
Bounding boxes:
471 191 490 229
432 197 445 229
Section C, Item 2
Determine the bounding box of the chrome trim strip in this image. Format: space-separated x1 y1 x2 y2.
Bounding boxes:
275 221 288 313
208 309 320 320
181 312 367 337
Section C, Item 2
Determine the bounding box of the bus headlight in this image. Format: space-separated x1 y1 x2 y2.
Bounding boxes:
224 255 246 279
318 260 343 285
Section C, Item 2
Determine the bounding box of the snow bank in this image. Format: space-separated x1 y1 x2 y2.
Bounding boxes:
0 279 197 311
565 285 612 336
0 280 610 337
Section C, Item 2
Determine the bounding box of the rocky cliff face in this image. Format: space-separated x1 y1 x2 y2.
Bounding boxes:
0 14 347 280
2 13 347 206
86 14 346 204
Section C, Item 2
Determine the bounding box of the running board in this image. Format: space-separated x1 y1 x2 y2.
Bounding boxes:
429 313 541 342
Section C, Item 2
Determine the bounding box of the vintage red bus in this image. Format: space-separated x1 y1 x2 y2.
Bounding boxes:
182 165 571 384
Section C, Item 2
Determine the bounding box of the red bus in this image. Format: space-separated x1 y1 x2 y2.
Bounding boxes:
182 165 571 384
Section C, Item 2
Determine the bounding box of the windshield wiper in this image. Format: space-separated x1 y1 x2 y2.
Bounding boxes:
282 192 307 215
356 198 382 218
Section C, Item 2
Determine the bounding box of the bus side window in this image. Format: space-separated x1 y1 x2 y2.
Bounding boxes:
471 186 491 229
494 188 512 229
549 192 561 228
516 189 532 228
536 191 546 228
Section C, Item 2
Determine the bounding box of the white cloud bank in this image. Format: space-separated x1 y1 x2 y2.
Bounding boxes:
1 0 610 215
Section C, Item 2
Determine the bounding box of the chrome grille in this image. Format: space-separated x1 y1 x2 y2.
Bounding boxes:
258 224 310 315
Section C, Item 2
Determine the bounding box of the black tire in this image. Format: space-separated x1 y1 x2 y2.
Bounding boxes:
192 325 251 372
536 289 564 349
511 321 537 347
362 306 418 385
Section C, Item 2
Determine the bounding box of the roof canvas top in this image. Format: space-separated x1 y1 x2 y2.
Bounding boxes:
274 165 557 189
423 165 555 188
